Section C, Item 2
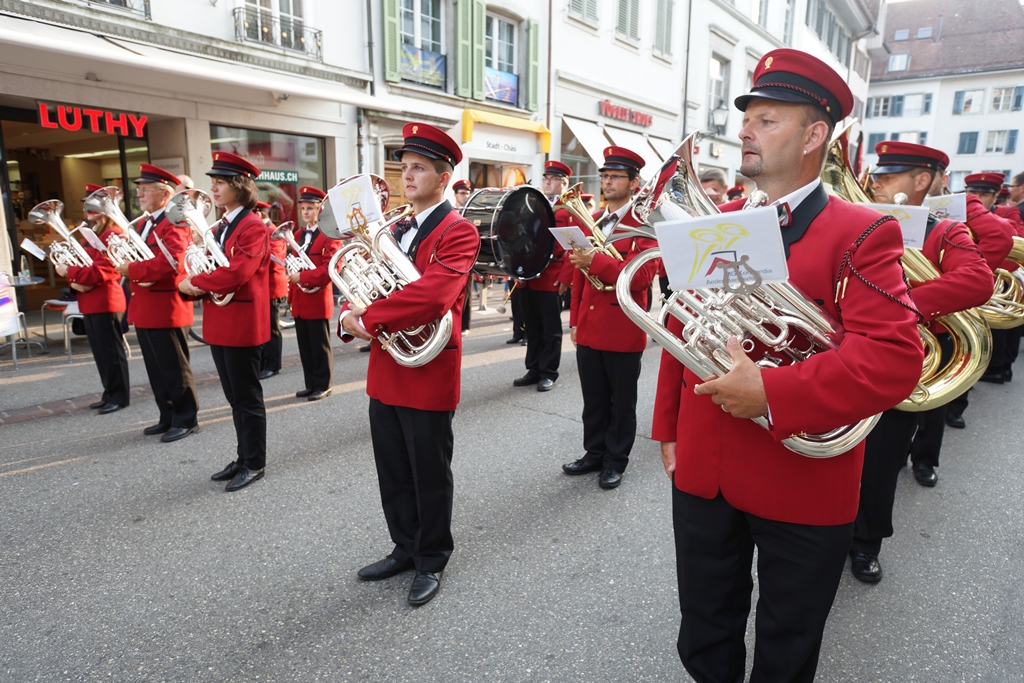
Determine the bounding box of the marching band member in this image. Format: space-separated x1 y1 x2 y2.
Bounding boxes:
257 201 288 379
452 179 472 209
289 186 339 401
512 160 574 392
726 185 746 201
178 152 270 492
652 49 923 681
114 164 198 441
699 168 729 205
563 146 658 489
340 122 480 607
850 142 993 582
56 185 129 414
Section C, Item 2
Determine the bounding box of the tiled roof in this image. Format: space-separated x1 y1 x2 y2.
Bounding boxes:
872 0 1024 81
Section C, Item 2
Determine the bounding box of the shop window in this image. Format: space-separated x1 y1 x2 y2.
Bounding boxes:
469 162 527 189
236 0 322 61
210 125 325 226
485 15 518 105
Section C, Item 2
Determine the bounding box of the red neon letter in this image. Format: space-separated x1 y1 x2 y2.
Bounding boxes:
38 102 58 129
58 106 83 131
105 111 129 136
82 109 104 133
128 114 147 138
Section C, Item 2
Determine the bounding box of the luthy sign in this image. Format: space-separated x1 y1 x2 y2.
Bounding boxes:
38 102 147 137
598 100 653 127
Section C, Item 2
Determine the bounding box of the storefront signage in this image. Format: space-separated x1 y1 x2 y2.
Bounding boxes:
598 100 653 127
258 169 299 183
486 140 518 153
37 102 147 137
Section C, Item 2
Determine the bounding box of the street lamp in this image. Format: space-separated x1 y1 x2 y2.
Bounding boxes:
711 102 729 135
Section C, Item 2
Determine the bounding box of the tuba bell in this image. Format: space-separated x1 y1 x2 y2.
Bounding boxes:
271 222 321 294
976 241 1024 329
615 132 881 458
28 200 93 268
166 189 233 307
83 186 156 268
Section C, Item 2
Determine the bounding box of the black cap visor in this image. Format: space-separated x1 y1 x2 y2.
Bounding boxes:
870 165 920 177
735 88 816 113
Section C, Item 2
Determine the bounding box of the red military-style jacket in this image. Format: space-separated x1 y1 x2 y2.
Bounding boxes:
267 221 289 300
125 211 194 329
288 225 340 320
523 206 575 292
652 187 923 526
962 195 1014 271
989 203 1024 272
65 227 126 315
190 209 271 347
569 208 659 353
339 201 480 412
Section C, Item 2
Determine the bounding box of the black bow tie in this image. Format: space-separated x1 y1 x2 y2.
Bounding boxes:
392 217 416 240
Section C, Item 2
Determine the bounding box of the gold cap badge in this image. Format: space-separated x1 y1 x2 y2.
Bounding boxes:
765 56 773 68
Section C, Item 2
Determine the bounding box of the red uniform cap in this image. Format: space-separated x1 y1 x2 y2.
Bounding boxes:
964 172 1005 193
135 163 180 186
735 48 853 124
871 141 949 175
600 146 645 174
207 151 261 178
394 122 463 166
998 187 1010 198
256 200 272 210
452 179 472 193
726 185 745 198
543 160 572 177
81 183 104 201
298 186 326 203
581 193 595 201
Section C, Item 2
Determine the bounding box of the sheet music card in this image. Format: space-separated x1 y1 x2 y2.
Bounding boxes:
925 193 967 222
328 174 384 229
865 203 930 249
548 225 592 252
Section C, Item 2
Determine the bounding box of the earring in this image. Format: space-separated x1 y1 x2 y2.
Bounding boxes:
803 150 808 156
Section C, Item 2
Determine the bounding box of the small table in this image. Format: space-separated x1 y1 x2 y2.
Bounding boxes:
6 276 48 355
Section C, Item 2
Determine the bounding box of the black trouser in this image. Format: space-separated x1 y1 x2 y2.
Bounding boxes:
294 316 332 392
369 398 455 573
909 332 955 469
1004 326 1022 370
136 327 198 429
461 275 473 331
853 408 920 555
510 285 525 340
210 345 266 471
260 297 284 374
576 345 642 473
945 387 969 419
83 312 130 407
522 288 563 381
673 488 852 683
987 328 1008 375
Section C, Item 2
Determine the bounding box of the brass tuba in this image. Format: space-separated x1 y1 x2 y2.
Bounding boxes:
555 183 623 292
321 175 453 368
615 133 881 458
27 200 93 268
83 186 155 269
166 189 233 307
976 241 1024 329
271 222 320 294
822 124 991 411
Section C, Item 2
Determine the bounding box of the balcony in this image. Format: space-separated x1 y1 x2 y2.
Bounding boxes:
233 7 323 62
400 44 446 89
84 0 150 20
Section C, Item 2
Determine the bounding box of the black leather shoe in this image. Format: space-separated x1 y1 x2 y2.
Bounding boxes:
513 373 540 387
945 414 966 429
211 461 241 481
89 400 107 410
296 388 314 398
408 571 442 606
913 462 938 487
143 423 170 436
98 403 123 415
1004 369 1013 382
307 388 331 402
979 371 1005 384
599 469 623 489
520 338 528 346
850 551 882 583
506 337 523 344
562 458 602 475
161 425 197 443
225 466 264 492
537 378 555 392
357 555 414 581
359 344 371 352
258 369 278 380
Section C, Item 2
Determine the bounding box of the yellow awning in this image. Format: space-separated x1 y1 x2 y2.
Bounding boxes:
461 109 551 154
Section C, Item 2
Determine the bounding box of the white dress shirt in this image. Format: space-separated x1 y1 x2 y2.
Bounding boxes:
218 205 245 246
140 208 165 242
746 178 821 213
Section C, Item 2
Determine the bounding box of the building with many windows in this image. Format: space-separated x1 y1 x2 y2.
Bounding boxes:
862 0 1024 192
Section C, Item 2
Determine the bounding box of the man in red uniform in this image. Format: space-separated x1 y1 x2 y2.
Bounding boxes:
849 142 993 582
562 146 658 489
726 185 745 201
114 164 198 441
652 49 923 681
340 123 480 606
179 152 270 491
289 186 339 401
512 160 575 392
257 201 288 379
452 179 472 209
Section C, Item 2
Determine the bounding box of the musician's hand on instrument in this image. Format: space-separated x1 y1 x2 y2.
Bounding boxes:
54 264 68 277
342 306 373 341
693 337 768 419
114 262 130 277
660 441 676 480
288 272 301 284
568 249 594 269
178 277 205 297
570 327 577 348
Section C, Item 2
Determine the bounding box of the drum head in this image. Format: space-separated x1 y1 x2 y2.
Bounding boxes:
491 186 556 279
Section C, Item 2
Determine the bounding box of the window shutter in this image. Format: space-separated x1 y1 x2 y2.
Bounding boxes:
1007 129 1018 154
890 133 900 141
617 0 629 35
918 132 927 145
865 97 873 118
382 0 400 83
923 93 932 114
569 0 584 14
1013 86 1024 111
471 0 486 100
456 0 473 97
586 0 598 20
953 90 965 114
527 18 540 112
890 95 904 117
629 0 640 39
665 0 674 54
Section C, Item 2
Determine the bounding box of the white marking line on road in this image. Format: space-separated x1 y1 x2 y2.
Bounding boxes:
0 455 89 478
0 453 68 469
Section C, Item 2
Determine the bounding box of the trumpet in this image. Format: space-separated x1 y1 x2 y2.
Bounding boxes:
556 183 623 292
271 222 321 294
166 189 234 307
27 200 93 268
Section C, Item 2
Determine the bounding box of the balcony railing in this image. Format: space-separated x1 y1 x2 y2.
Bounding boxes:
400 44 446 89
85 0 151 20
233 7 323 62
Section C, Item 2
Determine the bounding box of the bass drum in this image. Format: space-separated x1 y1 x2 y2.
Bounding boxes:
459 186 556 279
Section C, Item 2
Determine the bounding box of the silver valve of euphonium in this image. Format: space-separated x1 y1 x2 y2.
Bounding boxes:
166 189 234 306
272 222 321 294
83 186 156 265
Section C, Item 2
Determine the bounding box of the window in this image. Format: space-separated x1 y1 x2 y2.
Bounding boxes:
398 0 444 88
783 0 793 45
951 170 971 191
987 130 1009 153
890 95 904 117
484 15 517 104
958 131 979 155
753 0 769 28
869 96 891 118
897 132 919 143
888 54 909 72
903 94 924 117
867 132 887 150
954 89 985 114
916 27 932 39
708 55 731 131
242 0 313 54
569 0 598 22
853 50 870 80
654 0 675 56
1014 87 1024 111
993 88 1015 111
616 0 640 41
1011 130 1020 154
923 93 933 114
805 0 851 64
919 132 928 145
893 29 910 41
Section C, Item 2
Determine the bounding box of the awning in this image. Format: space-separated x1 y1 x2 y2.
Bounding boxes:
648 136 681 161
0 15 399 112
602 126 664 176
562 116 610 168
461 109 551 153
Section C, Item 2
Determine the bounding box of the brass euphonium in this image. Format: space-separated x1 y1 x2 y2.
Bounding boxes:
166 189 234 307
83 186 155 268
271 222 320 294
976 241 1024 329
321 175 453 368
822 124 991 411
615 132 881 458
555 183 623 292
27 200 93 268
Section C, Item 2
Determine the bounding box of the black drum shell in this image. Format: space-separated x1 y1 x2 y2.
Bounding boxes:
459 186 556 279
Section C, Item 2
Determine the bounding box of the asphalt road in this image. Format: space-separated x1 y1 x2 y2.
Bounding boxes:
1 310 1022 682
